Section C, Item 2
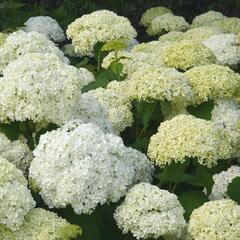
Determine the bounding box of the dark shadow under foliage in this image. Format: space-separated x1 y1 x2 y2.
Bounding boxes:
1 0 240 38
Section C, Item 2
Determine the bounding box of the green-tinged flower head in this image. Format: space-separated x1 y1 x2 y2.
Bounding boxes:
184 64 240 104
0 33 7 46
0 157 35 230
140 6 172 27
148 115 232 167
191 10 226 28
159 31 185 42
0 225 15 240
128 65 193 103
188 200 240 240
13 208 82 240
162 40 216 71
132 40 171 54
213 17 240 34
147 14 190 36
183 26 223 42
0 157 27 186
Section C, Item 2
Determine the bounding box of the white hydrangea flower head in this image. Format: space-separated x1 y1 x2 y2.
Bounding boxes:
209 166 240 200
77 67 95 86
159 31 185 42
147 13 190 36
0 133 32 172
211 100 240 157
127 65 193 104
140 6 172 27
203 33 240 66
162 40 216 71
0 30 68 73
191 10 226 28
107 80 130 97
114 183 186 239
69 92 113 133
23 16 65 42
188 200 240 240
183 26 223 42
87 87 133 134
184 64 240 104
148 115 232 167
0 157 35 230
66 10 137 56
0 52 87 125
29 121 154 214
11 208 81 240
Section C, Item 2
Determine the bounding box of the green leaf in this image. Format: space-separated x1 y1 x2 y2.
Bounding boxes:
75 57 89 68
227 176 240 204
0 122 20 140
187 100 214 120
156 160 190 184
82 69 115 92
179 191 208 220
189 165 214 194
108 61 124 81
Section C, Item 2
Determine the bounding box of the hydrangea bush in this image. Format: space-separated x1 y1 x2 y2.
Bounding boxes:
1 5 240 240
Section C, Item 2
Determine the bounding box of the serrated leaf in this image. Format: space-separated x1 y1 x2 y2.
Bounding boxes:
227 176 240 204
179 191 208 220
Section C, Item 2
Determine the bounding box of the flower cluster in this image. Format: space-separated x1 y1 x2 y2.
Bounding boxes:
191 10 225 28
147 13 190 36
69 92 113 133
2 208 81 240
0 30 68 73
0 52 88 125
188 200 240 240
29 121 154 214
140 6 172 27
0 133 32 172
0 157 35 230
209 166 240 200
184 64 240 104
127 65 193 103
203 33 240 67
86 87 133 134
66 10 137 56
161 40 216 71
23 16 65 42
114 183 186 239
148 114 232 167
211 100 240 157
